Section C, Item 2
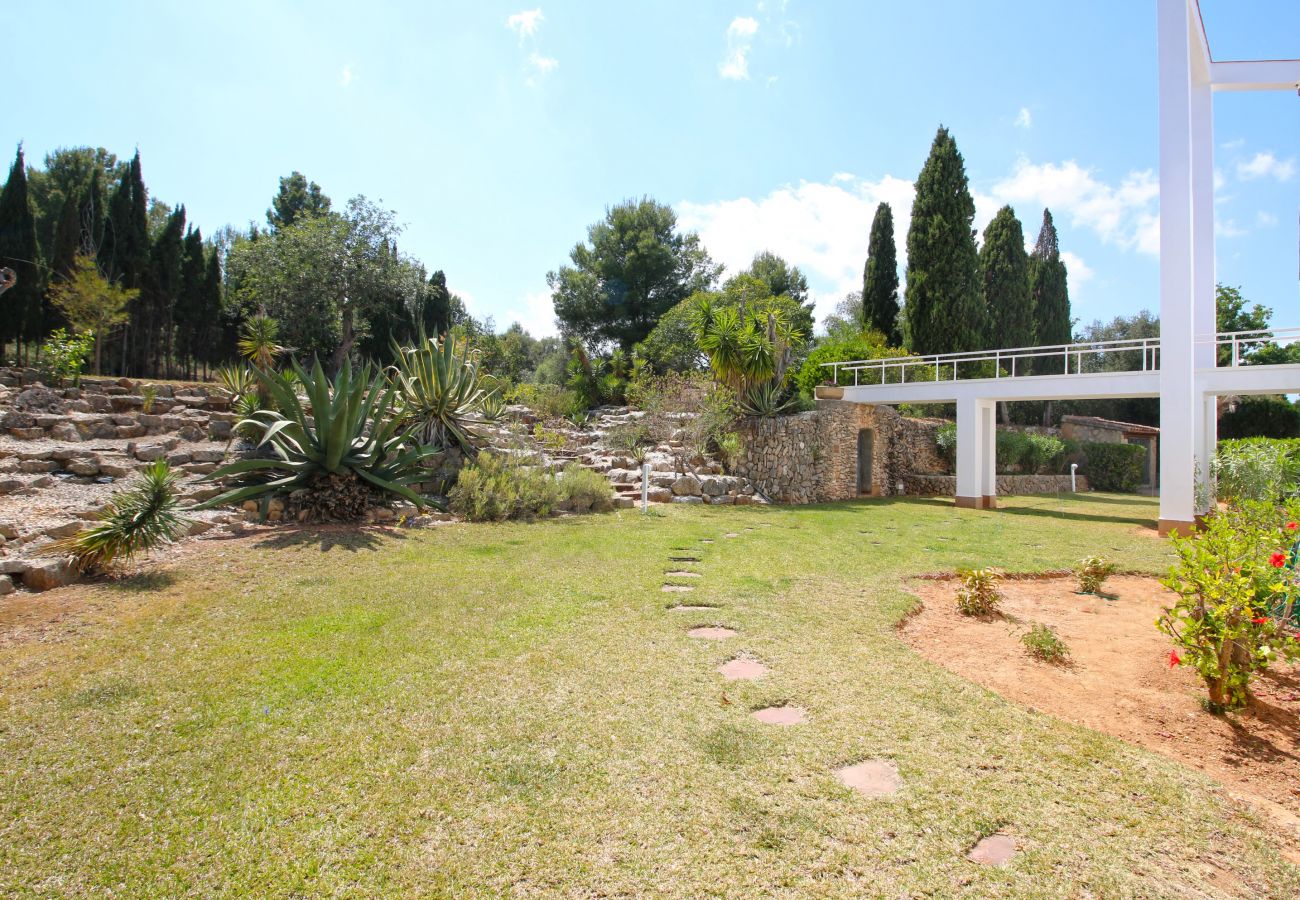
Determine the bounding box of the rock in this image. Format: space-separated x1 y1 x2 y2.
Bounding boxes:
9 427 44 440
647 487 673 503
177 425 206 442
672 495 704 504
30 475 54 489
18 459 58 474
0 574 13 595
190 448 226 463
710 495 736 505
241 500 259 513
0 559 29 575
115 424 147 439
184 463 218 475
14 386 64 411
671 475 701 497
42 521 84 539
133 443 173 461
612 496 635 509
186 520 215 536
700 477 725 497
0 478 25 494
21 559 76 592
734 494 753 505
165 451 193 466
209 421 233 440
0 524 18 540
97 463 133 478
116 377 135 390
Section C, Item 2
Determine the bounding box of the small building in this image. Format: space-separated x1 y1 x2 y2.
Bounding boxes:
1059 415 1160 490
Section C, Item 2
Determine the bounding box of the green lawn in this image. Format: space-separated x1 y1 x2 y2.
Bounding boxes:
1 494 1295 897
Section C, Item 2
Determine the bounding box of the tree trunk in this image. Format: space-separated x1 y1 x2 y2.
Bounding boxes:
330 302 355 375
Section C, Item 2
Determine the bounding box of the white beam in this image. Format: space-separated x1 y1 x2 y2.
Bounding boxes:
1210 59 1300 92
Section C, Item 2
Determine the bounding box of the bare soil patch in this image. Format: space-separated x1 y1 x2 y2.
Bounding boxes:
903 575 1300 846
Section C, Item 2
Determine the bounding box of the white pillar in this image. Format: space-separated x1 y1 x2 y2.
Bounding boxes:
1190 77 1217 511
956 396 995 509
981 400 997 507
1157 0 1198 534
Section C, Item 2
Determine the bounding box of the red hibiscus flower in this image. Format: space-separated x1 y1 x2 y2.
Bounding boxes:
1252 617 1269 625
1168 649 1181 669
1270 552 1287 568
1287 522 1298 531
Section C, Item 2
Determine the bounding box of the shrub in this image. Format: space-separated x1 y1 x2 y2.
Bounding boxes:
139 384 158 414
1218 396 1300 440
38 328 94 387
1021 623 1070 663
1074 556 1117 594
793 331 912 395
448 452 561 521
558 463 614 511
56 461 190 573
1024 433 1066 474
955 568 1003 616
737 381 798 418
935 423 957 470
995 430 1031 474
1080 441 1147 492
508 382 584 420
196 358 436 520
1158 501 1300 710
1211 438 1300 503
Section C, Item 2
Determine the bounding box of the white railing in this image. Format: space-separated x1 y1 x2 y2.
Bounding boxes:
821 326 1300 387
1207 326 1300 367
822 336 1161 387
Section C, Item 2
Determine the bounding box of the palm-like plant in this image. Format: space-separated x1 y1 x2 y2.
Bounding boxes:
216 363 257 402
237 313 288 370
56 460 191 573
691 295 803 396
388 332 489 454
194 358 437 520
737 381 799 418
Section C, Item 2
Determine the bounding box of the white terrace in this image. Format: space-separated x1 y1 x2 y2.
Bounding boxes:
829 0 1300 533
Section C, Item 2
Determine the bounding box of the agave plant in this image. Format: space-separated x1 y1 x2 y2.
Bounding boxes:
55 460 191 573
194 358 438 520
737 381 799 418
478 377 507 423
389 332 489 454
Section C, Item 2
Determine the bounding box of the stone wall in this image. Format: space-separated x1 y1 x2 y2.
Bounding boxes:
901 474 1088 496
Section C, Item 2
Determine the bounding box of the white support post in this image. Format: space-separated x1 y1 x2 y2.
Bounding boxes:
980 400 997 508
955 396 995 510
1157 0 1199 535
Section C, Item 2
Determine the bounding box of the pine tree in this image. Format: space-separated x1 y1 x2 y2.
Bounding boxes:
1029 209 1071 348
0 146 44 361
862 202 901 345
979 205 1033 350
904 127 983 355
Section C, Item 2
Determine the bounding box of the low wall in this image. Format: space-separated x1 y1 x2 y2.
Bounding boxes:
901 474 1089 496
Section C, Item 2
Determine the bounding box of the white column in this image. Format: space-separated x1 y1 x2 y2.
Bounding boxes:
980 401 997 507
956 396 995 509
1157 0 1198 533
1190 76 1217 511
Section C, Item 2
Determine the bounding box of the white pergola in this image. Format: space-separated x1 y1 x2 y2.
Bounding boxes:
1156 0 1300 532
830 1 1299 533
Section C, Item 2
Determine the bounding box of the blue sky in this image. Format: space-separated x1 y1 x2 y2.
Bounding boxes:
8 1 1298 337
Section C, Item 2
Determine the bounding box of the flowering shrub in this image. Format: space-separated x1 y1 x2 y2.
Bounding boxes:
955 568 1003 616
1157 501 1300 710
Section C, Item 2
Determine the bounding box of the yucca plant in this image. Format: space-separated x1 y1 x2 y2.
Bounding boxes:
216 363 258 403
194 358 438 520
238 313 288 370
389 331 488 454
55 460 191 573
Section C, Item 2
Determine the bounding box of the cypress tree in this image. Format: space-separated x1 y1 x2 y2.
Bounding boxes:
0 146 44 361
176 226 205 377
100 152 150 374
979 205 1033 350
862 202 901 345
78 168 105 256
200 247 224 374
140 205 186 375
423 269 451 336
1029 209 1071 348
904 126 983 355
50 191 82 280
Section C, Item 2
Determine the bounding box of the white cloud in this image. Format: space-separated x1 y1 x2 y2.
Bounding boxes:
1221 137 1246 151
1236 151 1296 182
339 65 353 88
719 16 759 80
989 159 1160 255
528 52 558 78
1215 218 1247 239
503 289 558 337
507 8 544 41
677 157 1165 319
1014 107 1032 129
1257 210 1279 228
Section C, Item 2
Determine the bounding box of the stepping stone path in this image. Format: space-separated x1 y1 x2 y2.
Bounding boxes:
723 532 740 538
717 657 767 680
687 626 736 641
751 705 806 725
668 555 702 562
835 760 903 798
662 584 696 593
967 834 1017 866
664 570 702 578
668 604 716 612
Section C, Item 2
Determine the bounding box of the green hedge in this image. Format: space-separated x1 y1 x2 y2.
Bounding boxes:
933 424 1070 475
1218 396 1300 439
1081 441 1147 493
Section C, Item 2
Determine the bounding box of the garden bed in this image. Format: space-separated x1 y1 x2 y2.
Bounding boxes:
902 574 1300 851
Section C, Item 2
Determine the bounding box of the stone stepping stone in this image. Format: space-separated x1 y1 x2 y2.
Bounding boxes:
835 760 903 798
668 604 717 612
668 556 702 563
699 539 715 544
718 657 767 680
751 705 806 725
662 584 696 593
664 570 702 578
967 834 1017 866
688 626 736 640
723 532 740 538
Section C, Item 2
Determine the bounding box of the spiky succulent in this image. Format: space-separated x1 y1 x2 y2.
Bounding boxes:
388 331 489 454
193 357 438 517
56 460 191 573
